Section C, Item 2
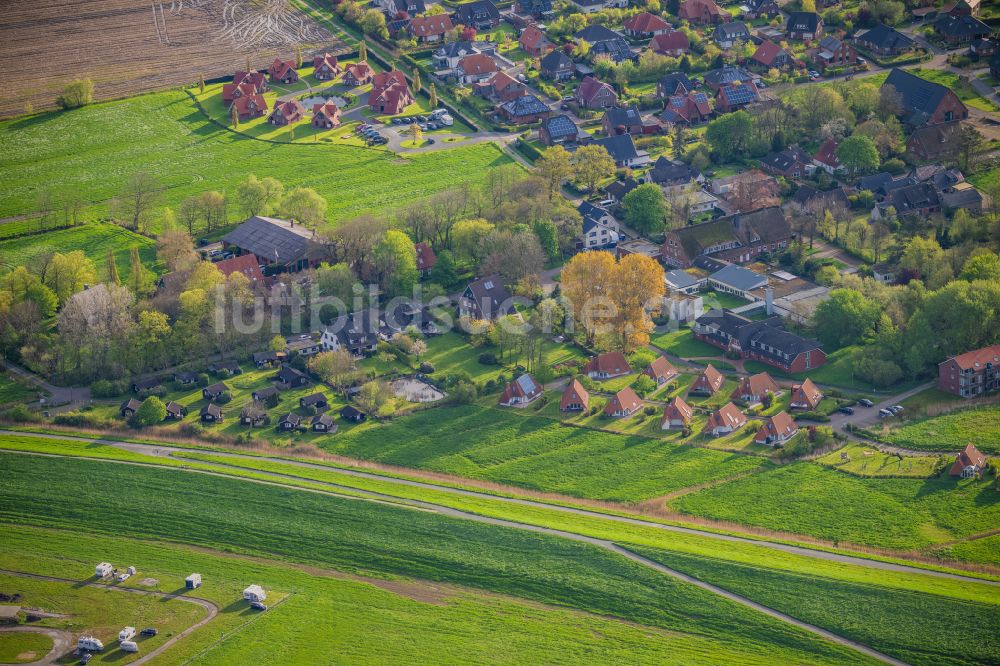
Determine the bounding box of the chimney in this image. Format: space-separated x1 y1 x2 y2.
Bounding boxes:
765 285 774 315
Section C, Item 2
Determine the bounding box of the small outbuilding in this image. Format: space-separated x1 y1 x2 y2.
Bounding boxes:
186 573 203 589
243 584 267 603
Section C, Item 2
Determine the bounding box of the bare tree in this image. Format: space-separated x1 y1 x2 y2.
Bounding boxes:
116 172 161 232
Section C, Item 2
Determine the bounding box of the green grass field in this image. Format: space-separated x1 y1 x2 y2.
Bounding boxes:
870 405 1000 454
649 327 723 358
0 90 514 230
0 373 36 406
0 632 52 664
815 443 942 478
324 404 771 502
669 461 1000 553
935 534 1000 569
632 547 1000 666
0 453 877 666
0 223 157 279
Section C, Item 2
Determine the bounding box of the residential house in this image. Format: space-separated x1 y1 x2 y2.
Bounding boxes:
938 344 1000 398
311 413 336 432
203 382 229 400
934 14 991 44
520 24 554 56
164 401 186 420
174 371 199 385
540 50 575 81
714 21 751 48
287 337 321 357
433 41 481 70
708 264 767 298
575 76 618 109
752 40 794 69
712 170 781 211
605 387 642 417
120 398 141 418
656 72 695 98
813 138 842 174
731 371 780 404
409 14 453 42
689 189 721 215
275 364 310 388
871 262 897 284
644 356 679 386
574 24 633 63
715 81 761 112
268 99 306 126
605 177 640 203
517 0 553 16
690 364 725 395
761 146 813 179
499 93 550 124
970 38 997 57
222 215 318 273
815 35 858 69
131 377 160 394
232 94 268 121
743 0 781 20
368 70 413 115
855 24 915 56
665 269 703 294
693 308 827 372
624 12 672 37
268 58 298 83
593 133 645 167
950 443 987 477
678 0 730 25
209 359 241 375
231 70 268 94
277 412 302 431
583 351 632 379
754 411 798 445
560 378 590 412
942 182 988 216
222 81 258 103
343 61 375 86
578 200 621 248
200 403 223 423
477 71 528 103
883 182 941 217
882 68 968 126
661 396 694 430
457 53 498 84
340 405 367 422
415 242 437 276
786 12 822 41
252 386 280 406
312 54 341 80
661 91 712 126
539 114 588 146
312 101 342 129
648 157 702 194
704 65 758 91
377 0 425 17
499 373 543 406
300 393 329 411
650 30 690 56
789 377 824 410
321 311 380 356
703 402 747 436
790 184 850 211
906 120 963 160
662 207 791 267
454 0 501 30
459 275 515 320
602 105 645 135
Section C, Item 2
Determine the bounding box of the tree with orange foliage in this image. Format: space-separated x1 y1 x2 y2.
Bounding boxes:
610 253 664 352
560 250 616 346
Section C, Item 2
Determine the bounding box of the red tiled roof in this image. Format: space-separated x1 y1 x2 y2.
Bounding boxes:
814 138 841 168
410 14 454 36
560 378 590 410
645 356 679 382
942 344 1000 371
222 81 258 102
459 53 498 76
624 12 671 33
692 363 725 393
703 402 746 433
650 30 690 53
233 71 266 88
661 396 693 426
271 99 307 123
732 372 779 400
520 24 552 49
754 410 798 442
269 58 297 79
368 70 413 113
415 242 437 271
583 351 632 377
790 378 823 409
679 0 728 20
215 254 265 284
232 94 268 117
605 386 642 415
313 53 341 72
344 61 374 81
752 40 786 66
577 76 614 104
950 443 986 476
500 373 542 404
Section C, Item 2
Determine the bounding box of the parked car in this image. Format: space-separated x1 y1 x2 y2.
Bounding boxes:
808 70 820 78
890 405 904 414
141 628 157 636
80 655 92 665
879 408 893 418
858 399 874 407
838 406 854 415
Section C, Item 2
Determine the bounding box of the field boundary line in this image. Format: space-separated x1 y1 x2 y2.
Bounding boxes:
179 593 295 666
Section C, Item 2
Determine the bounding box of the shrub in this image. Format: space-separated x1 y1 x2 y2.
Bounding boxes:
132 396 167 427
643 405 657 416
57 78 94 110
419 362 435 374
91 379 127 398
478 352 498 365
3 405 42 423
197 373 210 387
53 411 115 428
633 375 657 397
451 381 478 404
216 391 233 404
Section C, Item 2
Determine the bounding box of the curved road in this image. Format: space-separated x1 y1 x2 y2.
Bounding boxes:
0 569 218 665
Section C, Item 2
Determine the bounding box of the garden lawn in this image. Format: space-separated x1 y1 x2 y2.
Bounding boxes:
0 90 515 230
874 405 1000 454
744 346 918 394
907 68 1000 112
669 461 1000 553
323 404 771 502
0 454 876 666
815 443 942 478
0 633 52 664
0 223 157 280
631 547 1000 666
649 327 723 358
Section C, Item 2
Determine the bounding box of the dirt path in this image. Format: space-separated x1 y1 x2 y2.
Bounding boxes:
0 569 219 665
0 626 73 666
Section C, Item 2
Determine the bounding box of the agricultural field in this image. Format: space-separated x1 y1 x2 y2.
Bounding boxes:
867 404 1000 454
669 461 1000 555
0 632 53 664
0 90 516 231
934 534 1000 569
0 0 346 118
0 223 158 280
324 404 772 502
0 453 881 666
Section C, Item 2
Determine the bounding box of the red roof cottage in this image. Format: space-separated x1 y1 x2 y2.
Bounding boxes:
605 386 642 417
233 70 268 92
715 81 760 113
222 81 258 103
499 373 543 406
950 443 987 478
690 363 725 395
215 254 266 285
813 138 841 174
754 411 798 445
519 24 554 56
623 12 671 37
312 101 342 129
268 99 306 126
560 378 590 412
575 76 618 110
368 70 414 115
650 30 690 56
269 57 299 83
789 378 823 410
583 351 632 379
644 356 679 386
751 40 793 69
678 0 730 25
477 71 528 103
457 53 499 84
731 371 779 404
232 94 268 121
661 396 694 430
415 242 437 275
343 62 375 87
938 344 1000 398
313 53 342 80
409 14 454 43
702 402 747 436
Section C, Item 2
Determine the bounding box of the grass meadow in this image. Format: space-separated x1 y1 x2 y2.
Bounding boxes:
0 453 876 666
871 405 1000 454
0 223 157 280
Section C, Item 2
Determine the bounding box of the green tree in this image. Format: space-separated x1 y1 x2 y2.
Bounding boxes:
106 248 120 285
315 263 358 302
236 174 283 217
452 218 494 264
133 396 166 427
373 230 418 297
811 288 881 348
199 76 205 95
533 220 559 261
535 146 574 199
429 83 437 108
57 78 94 110
279 187 327 227
621 183 667 235
572 144 616 194
129 246 151 296
705 111 752 162
959 251 1000 283
359 41 367 62
3 267 58 318
45 251 97 304
430 248 458 287
360 9 388 38
836 135 880 174
957 124 985 173
412 67 421 93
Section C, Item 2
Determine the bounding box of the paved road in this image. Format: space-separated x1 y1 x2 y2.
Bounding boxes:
3 362 89 412
0 626 73 666
0 569 219 665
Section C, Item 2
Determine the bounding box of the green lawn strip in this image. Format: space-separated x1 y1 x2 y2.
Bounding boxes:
0 573 203 664
628 546 1000 666
935 534 1000 569
869 405 1000 454
814 443 942 478
669 461 1000 553
0 223 157 279
0 454 878 666
0 90 513 230
649 327 724 358
1 525 837 666
0 632 52 664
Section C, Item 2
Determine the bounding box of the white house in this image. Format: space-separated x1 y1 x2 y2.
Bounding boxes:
243 584 267 603
578 201 621 249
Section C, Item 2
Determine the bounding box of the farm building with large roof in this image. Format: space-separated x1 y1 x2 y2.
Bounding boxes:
222 216 320 272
